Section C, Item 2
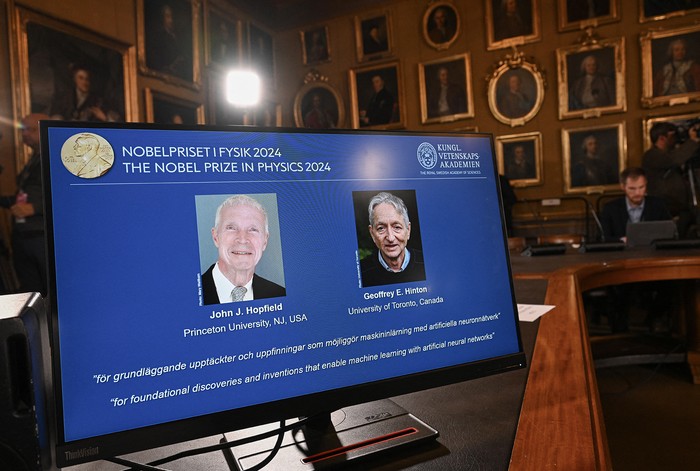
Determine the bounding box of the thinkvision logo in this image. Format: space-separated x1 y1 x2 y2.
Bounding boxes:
65 446 100 462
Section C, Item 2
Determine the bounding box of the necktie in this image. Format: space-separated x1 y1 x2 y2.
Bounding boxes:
231 286 247 302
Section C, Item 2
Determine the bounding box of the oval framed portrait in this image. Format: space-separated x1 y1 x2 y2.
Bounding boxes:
487 58 545 126
422 1 460 50
294 81 345 129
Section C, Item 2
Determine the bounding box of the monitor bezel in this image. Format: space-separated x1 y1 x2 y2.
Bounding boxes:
40 121 526 467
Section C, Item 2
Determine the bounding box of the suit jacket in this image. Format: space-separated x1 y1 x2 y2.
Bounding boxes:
570 74 615 110
600 195 671 241
365 88 395 125
427 83 466 118
201 264 286 305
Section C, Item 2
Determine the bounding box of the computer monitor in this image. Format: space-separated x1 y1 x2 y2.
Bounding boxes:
626 220 678 247
40 122 525 468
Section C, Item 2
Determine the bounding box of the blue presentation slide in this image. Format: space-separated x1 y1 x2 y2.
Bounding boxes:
46 126 520 441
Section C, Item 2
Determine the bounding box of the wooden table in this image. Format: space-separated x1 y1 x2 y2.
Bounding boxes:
69 248 699 470
508 248 700 471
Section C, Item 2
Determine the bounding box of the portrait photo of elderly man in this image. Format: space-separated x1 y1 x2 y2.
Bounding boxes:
356 191 426 288
200 194 286 305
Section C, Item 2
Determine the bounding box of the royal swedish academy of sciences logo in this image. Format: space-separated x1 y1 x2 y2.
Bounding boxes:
416 142 438 170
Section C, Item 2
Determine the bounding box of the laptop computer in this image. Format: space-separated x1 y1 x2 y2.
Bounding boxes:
626 220 677 247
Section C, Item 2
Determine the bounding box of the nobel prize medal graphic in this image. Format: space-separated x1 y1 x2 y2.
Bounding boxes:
61 133 115 178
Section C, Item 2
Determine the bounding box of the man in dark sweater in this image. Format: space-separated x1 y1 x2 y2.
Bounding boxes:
360 192 426 287
601 167 672 242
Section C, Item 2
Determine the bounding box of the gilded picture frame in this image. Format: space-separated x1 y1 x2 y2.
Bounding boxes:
557 0 619 32
487 52 545 126
556 37 626 119
10 7 137 168
455 126 479 132
419 53 474 124
294 79 345 129
144 88 205 124
642 112 700 150
496 131 543 187
137 0 201 88
486 0 541 51
204 0 242 67
561 122 626 194
354 10 393 62
349 62 404 130
641 24 700 108
639 0 700 23
300 25 331 66
422 1 461 51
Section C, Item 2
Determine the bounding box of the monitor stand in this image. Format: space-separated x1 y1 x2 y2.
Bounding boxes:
221 399 439 470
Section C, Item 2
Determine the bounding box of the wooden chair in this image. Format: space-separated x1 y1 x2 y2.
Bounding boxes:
536 234 584 246
507 236 527 252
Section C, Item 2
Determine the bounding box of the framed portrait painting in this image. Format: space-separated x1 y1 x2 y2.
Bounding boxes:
642 112 700 150
294 81 345 129
561 123 626 194
496 132 542 187
557 0 619 31
486 0 541 51
300 26 331 65
418 53 474 124
639 0 700 22
248 22 275 89
205 2 241 67
556 37 626 119
487 53 545 126
641 24 700 108
422 1 461 50
354 11 393 62
138 0 200 86
251 102 281 127
10 7 137 167
144 88 205 124
349 62 404 130
208 71 246 126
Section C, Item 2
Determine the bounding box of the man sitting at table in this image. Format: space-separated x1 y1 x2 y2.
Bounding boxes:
599 166 675 333
600 166 672 243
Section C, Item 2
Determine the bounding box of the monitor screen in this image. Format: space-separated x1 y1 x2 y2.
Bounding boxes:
41 122 525 467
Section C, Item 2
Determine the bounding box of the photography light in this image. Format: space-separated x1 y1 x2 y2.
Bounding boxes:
225 70 261 107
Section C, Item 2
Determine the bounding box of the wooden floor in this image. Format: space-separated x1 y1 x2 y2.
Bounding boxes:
597 361 700 471
588 289 700 471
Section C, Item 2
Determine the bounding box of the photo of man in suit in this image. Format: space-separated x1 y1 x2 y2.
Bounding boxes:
201 194 286 305
497 72 534 119
50 65 120 122
361 19 388 55
360 73 395 126
504 142 536 180
652 37 700 97
145 2 192 81
427 5 457 45
426 64 467 119
568 53 616 110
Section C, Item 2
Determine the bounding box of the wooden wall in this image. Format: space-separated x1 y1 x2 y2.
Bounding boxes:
0 0 698 238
